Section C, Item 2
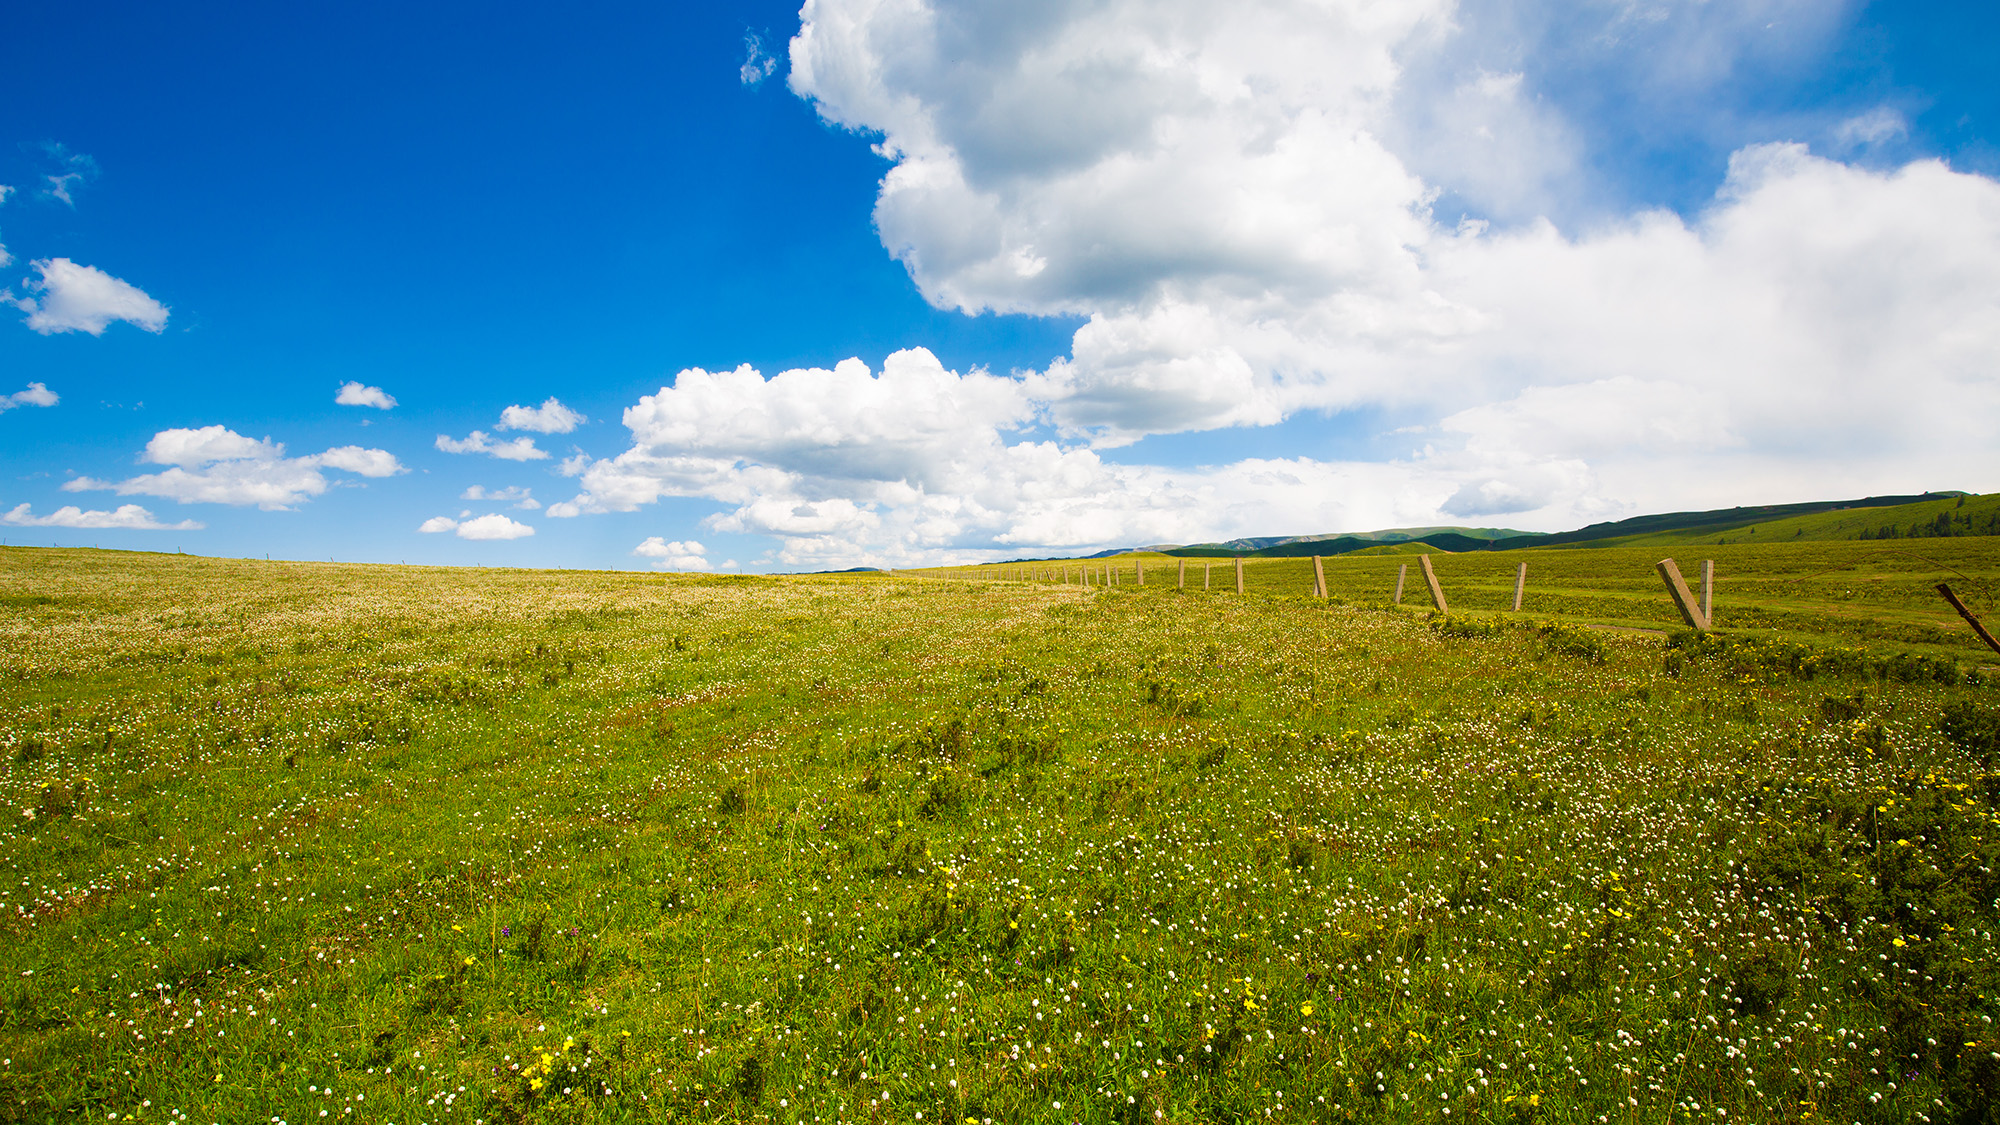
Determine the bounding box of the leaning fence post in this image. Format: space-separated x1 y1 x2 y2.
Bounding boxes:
1512 562 1527 612
1937 584 2000 656
1394 563 1407 605
1312 555 1327 599
1236 557 1245 595
1656 558 1710 630
1702 559 1714 625
1419 555 1448 614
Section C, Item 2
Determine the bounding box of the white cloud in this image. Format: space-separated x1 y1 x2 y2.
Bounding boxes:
633 537 713 570
335 381 397 409
13 258 169 336
143 425 281 468
549 348 1519 566
416 513 535 539
313 446 404 477
458 514 534 540
436 431 549 461
461 484 541 510
1 382 58 411
3 502 203 530
67 425 405 510
497 397 584 434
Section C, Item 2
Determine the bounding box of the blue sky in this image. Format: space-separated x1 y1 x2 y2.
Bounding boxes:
2 1 1996 570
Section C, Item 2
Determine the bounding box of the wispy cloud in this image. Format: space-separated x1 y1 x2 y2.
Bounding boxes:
739 32 778 87
38 143 98 207
435 431 548 461
461 484 540 510
4 502 202 530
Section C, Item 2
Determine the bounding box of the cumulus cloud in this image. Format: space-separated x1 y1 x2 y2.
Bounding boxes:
1 383 58 411
497 397 584 434
461 484 541 510
66 424 404 509
13 258 169 336
419 514 535 540
335 381 397 409
3 502 202 530
436 431 548 461
633 537 713 570
548 348 1525 566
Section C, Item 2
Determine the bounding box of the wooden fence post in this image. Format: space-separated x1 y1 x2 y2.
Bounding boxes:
1312 556 1327 599
1235 557 1245 594
1394 563 1406 605
1937 584 2000 656
1702 559 1714 625
1178 558 1186 590
1512 562 1527 612
1655 558 1710 630
1137 561 1145 586
1419 555 1448 614
1205 562 1212 590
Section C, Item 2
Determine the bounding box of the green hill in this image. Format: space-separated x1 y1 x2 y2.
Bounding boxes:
1572 491 2000 549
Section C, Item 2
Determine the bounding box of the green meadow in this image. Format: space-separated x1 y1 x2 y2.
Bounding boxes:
2 541 1997 1125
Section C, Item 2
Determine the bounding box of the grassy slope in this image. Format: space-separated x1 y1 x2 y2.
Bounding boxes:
1 546 1997 1124
923 539 2000 662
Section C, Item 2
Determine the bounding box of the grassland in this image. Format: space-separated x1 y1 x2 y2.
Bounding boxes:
2 542 1998 1124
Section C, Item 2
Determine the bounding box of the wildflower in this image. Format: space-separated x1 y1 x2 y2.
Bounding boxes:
1300 1003 1313 1017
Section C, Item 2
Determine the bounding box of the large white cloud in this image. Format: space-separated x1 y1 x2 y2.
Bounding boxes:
12 258 168 336
549 347 1526 567
66 425 405 510
760 0 2000 537
545 1 2000 567
3 502 203 531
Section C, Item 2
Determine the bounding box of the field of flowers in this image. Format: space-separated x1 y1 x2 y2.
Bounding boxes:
1 544 1997 1125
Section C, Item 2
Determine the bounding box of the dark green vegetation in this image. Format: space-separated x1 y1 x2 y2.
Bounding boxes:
2 542 1998 1124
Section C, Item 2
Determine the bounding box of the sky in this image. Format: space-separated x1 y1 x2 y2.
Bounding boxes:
2 0 1996 571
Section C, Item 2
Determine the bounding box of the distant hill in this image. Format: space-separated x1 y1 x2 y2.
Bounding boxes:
1561 491 1998 549
1011 491 1992 564
1120 491 1989 560
1482 491 1978 550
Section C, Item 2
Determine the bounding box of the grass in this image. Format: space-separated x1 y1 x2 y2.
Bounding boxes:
1 543 1998 1124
